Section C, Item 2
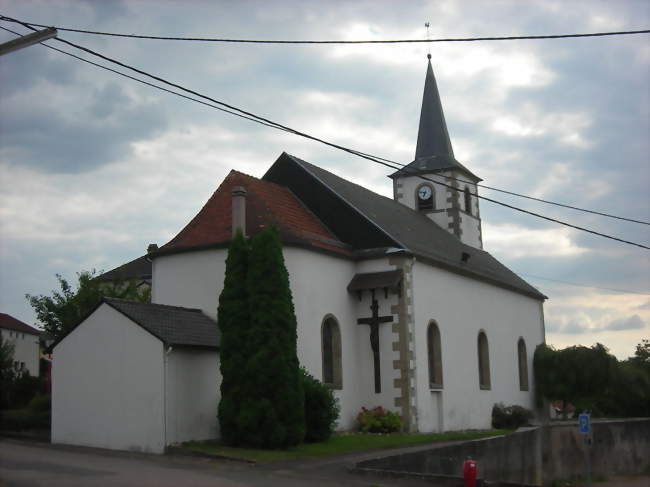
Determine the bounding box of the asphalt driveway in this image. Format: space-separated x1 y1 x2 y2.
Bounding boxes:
0 438 441 487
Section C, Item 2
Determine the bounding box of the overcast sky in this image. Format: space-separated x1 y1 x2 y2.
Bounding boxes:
1 0 648 359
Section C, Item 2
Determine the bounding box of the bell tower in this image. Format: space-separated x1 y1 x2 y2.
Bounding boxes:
390 56 483 249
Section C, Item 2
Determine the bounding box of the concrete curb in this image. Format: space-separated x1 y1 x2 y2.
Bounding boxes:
165 446 256 464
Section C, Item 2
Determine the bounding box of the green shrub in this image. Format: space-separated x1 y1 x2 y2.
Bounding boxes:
491 403 532 429
5 374 42 409
357 406 402 433
301 368 340 442
28 393 51 413
0 409 50 431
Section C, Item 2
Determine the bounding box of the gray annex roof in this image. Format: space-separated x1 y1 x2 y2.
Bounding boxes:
105 298 220 349
282 154 545 300
99 255 151 282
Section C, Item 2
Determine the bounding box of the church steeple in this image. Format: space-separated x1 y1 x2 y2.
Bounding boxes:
415 55 455 160
390 57 484 250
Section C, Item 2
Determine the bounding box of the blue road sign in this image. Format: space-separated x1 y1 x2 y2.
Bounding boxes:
579 413 590 434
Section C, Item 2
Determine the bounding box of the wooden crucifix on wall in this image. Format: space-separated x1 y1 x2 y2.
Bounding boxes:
357 289 393 393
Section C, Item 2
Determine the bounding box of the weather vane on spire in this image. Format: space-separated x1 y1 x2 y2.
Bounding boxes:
425 21 431 59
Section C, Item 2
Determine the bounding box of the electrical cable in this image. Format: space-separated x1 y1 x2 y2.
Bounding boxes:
1 15 648 44
2 22 649 249
2 16 647 226
514 272 650 295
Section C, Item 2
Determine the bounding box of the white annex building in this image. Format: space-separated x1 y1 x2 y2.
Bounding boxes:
52 59 546 454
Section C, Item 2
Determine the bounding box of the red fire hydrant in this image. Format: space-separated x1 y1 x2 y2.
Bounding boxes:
463 458 477 487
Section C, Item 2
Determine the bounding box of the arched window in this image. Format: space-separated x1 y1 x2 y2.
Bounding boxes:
464 186 472 215
477 331 491 390
518 338 529 391
416 184 435 211
427 321 443 388
322 316 342 389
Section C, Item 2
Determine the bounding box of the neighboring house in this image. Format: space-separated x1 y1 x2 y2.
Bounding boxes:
52 58 546 453
98 254 153 299
0 313 41 376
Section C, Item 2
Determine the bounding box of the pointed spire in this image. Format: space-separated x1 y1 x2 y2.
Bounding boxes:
415 57 454 159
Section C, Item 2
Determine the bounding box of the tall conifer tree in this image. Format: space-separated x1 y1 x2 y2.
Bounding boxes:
239 226 305 447
217 230 249 445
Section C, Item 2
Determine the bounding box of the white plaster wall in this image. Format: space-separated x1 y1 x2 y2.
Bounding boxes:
165 348 221 445
411 261 544 432
52 304 165 453
0 328 40 376
283 247 361 430
459 213 482 249
153 247 407 432
152 249 227 320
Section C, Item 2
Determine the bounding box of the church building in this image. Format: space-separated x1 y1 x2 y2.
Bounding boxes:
52 58 546 454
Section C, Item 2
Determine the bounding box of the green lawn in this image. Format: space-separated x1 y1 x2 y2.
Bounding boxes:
180 429 512 462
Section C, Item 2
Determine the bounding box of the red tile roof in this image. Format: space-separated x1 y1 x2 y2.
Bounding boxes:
160 171 350 256
0 313 41 335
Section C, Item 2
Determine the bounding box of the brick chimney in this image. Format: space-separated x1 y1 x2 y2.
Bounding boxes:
231 186 247 237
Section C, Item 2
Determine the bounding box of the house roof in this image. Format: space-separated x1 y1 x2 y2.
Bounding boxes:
264 153 545 301
156 170 350 257
104 298 220 349
99 255 151 282
0 313 41 335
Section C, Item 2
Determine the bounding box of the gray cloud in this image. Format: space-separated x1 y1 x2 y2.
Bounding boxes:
604 314 646 331
546 321 591 335
0 81 168 172
637 299 650 310
0 0 648 362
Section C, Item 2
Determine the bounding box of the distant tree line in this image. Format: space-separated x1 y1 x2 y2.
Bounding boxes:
534 340 650 418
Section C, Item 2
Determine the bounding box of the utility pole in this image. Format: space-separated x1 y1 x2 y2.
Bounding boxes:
0 27 57 56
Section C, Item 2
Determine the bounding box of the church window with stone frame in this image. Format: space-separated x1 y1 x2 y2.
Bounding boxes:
427 320 443 389
464 186 472 215
477 331 491 390
517 337 529 391
321 315 342 389
416 184 435 211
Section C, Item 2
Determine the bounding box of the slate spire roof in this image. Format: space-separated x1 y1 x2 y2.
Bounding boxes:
416 57 455 160
390 58 481 181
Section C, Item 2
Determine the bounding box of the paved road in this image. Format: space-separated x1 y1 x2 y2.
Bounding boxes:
0 438 439 487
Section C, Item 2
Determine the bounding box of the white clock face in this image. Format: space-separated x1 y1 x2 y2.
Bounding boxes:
418 186 432 200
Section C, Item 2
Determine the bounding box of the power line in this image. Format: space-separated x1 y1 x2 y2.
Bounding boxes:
0 25 289 132
2 18 647 226
3 23 649 250
1 16 648 44
515 272 650 296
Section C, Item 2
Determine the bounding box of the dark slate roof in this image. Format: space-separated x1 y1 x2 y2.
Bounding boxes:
265 153 545 301
347 270 403 293
104 298 220 349
390 155 481 182
99 255 152 282
415 59 454 160
389 60 480 181
0 313 41 335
